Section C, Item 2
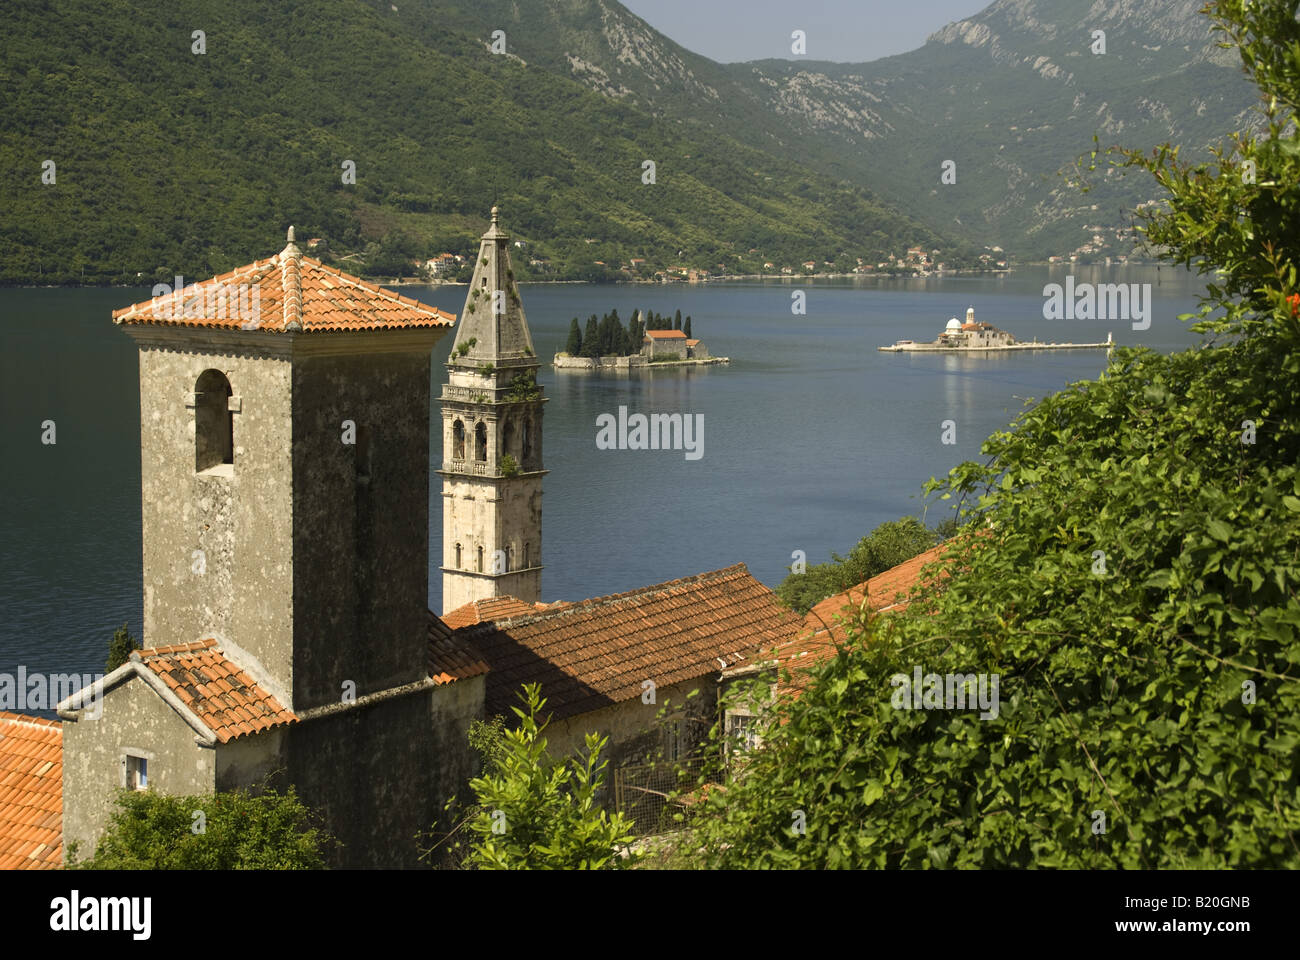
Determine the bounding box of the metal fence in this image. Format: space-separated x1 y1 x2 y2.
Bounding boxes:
613 757 715 836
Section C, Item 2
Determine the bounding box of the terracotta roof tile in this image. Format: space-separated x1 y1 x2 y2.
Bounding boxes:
451 564 798 721
112 240 455 334
644 329 687 339
136 639 297 744
440 596 551 631
0 713 62 870
762 542 955 697
426 614 492 685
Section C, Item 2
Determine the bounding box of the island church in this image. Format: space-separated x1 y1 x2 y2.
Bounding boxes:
0 209 803 868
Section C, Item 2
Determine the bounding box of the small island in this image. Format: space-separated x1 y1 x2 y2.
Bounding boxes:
554 308 729 369
879 307 1114 353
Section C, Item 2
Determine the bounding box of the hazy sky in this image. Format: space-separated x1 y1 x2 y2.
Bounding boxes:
620 0 991 64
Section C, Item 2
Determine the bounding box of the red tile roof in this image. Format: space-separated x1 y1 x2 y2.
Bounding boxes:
440 596 553 632
761 542 953 696
426 612 492 685
644 329 687 339
136 640 298 743
112 235 455 334
451 564 798 720
0 713 62 870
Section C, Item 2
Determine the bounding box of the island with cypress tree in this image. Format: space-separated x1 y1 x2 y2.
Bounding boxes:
554 308 728 369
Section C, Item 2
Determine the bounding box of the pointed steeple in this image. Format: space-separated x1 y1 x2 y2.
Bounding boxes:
452 207 534 360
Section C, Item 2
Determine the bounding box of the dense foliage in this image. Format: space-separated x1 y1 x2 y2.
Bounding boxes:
69 785 329 869
681 0 1300 869
466 684 640 869
775 517 947 615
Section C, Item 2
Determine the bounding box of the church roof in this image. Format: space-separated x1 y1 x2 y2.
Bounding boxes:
448 208 536 361
645 329 688 339
135 640 299 743
111 228 456 334
0 712 62 869
448 564 799 721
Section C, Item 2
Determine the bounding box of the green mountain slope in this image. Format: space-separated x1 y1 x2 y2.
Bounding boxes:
0 0 962 285
423 0 1260 258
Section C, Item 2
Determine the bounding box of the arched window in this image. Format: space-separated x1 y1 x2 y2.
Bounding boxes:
523 542 530 568
522 417 533 464
474 422 488 461
501 419 514 460
506 544 513 571
476 546 484 572
195 369 233 473
454 543 462 568
452 420 466 460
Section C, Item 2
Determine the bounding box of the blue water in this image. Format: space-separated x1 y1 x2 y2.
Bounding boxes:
0 267 1206 695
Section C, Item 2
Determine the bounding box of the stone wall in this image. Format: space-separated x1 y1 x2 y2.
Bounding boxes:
290 349 433 710
61 675 220 860
284 676 484 868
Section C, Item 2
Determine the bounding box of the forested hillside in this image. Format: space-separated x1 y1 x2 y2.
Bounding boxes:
0 0 961 285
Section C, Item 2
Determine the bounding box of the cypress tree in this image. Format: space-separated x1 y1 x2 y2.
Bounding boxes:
683 316 692 339
582 316 600 357
565 317 582 355
674 309 682 331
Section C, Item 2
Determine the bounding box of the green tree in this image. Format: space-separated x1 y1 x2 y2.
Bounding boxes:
673 309 682 331
683 315 692 339
775 517 940 615
565 317 582 355
68 784 330 869
580 316 601 358
683 0 1300 869
105 624 140 673
466 684 640 869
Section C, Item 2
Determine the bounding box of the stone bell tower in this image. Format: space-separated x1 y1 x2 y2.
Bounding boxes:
439 207 546 612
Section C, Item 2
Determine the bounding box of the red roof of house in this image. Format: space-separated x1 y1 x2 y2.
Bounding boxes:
644 329 688 339
112 233 455 334
0 713 62 870
440 596 555 631
136 640 299 743
686 339 700 346
450 564 799 720
757 542 954 696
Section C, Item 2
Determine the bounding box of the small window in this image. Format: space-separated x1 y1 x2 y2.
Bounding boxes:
523 541 529 568
726 713 759 753
126 755 148 790
476 545 484 573
474 422 488 462
452 419 466 460
522 418 533 465
195 369 233 473
455 543 462 568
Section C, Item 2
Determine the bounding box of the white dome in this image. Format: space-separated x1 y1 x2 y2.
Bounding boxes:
946 317 962 331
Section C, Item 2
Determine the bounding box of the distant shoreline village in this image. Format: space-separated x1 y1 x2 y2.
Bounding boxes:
879 307 1113 353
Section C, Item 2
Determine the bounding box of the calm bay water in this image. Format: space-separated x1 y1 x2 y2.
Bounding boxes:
0 266 1206 690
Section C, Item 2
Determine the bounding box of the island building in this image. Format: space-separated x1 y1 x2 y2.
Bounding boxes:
0 209 814 868
642 328 711 360
939 307 1015 347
